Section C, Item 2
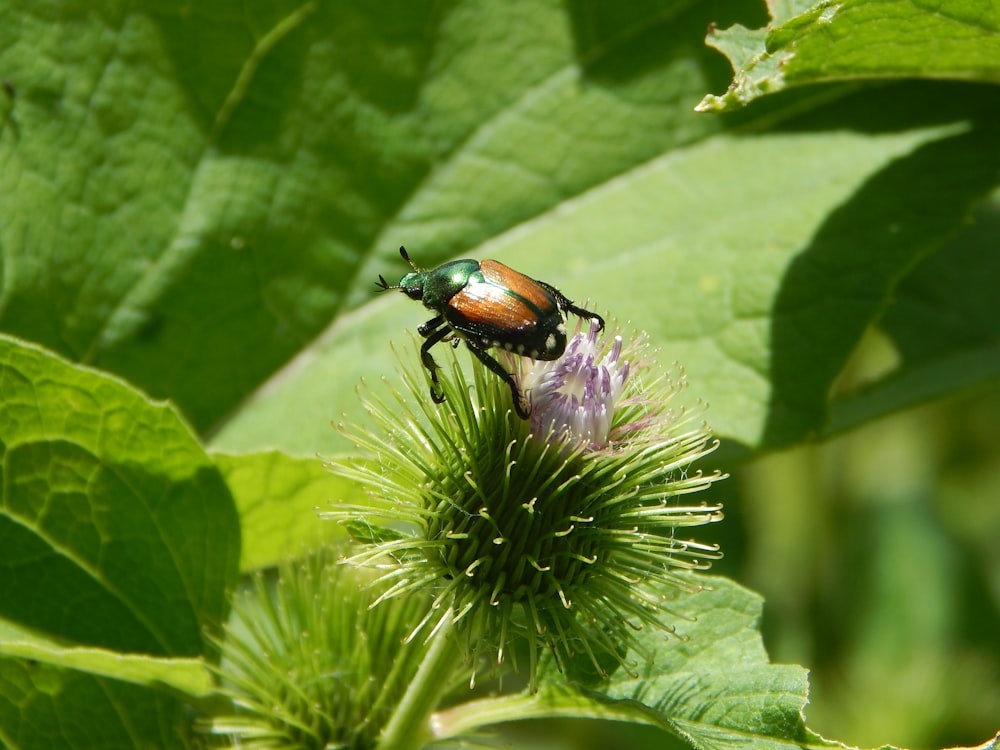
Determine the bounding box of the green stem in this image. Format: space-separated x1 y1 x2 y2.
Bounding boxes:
432 690 663 739
377 611 460 750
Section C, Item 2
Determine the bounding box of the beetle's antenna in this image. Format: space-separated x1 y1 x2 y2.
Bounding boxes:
399 246 421 272
376 247 420 292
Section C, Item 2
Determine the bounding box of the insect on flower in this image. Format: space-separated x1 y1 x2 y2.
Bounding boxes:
377 246 604 418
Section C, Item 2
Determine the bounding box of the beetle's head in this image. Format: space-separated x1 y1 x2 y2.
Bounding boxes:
375 272 424 301
397 272 425 300
375 245 425 300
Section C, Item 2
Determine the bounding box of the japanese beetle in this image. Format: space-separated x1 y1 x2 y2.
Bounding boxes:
377 246 604 419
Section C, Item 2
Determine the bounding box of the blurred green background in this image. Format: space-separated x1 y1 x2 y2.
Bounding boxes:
732 372 1000 746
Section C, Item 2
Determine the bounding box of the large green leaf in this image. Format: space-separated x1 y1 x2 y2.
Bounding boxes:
214 120 1000 456
0 0 742 433
433 576 826 750
4 1 997 461
699 0 1000 112
0 656 195 750
213 450 353 571
830 192 1000 434
0 335 240 657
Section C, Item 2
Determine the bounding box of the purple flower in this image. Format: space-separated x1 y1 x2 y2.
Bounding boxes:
518 320 631 449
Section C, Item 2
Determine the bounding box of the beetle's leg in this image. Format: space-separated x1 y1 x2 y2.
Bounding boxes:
466 343 531 419
566 302 604 332
420 323 451 403
536 281 605 332
417 315 445 338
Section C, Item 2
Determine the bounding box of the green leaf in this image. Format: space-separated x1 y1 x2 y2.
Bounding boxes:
829 192 1000 434
433 576 828 750
214 121 1000 456
213 450 353 571
699 0 1000 112
0 0 738 433
561 577 819 749
975 735 1000 750
0 335 240 657
0 656 196 750
5 1 998 460
0 636 213 699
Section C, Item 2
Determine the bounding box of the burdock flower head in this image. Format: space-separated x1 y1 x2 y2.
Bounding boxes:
325 320 724 688
203 549 461 749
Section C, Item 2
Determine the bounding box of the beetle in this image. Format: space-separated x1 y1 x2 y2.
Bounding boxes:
377 246 604 419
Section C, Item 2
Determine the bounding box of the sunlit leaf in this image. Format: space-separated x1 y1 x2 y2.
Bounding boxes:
0 335 240 656
213 450 352 571
699 0 1000 112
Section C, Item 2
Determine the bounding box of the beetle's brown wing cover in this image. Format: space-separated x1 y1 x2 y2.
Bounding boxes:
444 260 567 359
448 279 538 333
